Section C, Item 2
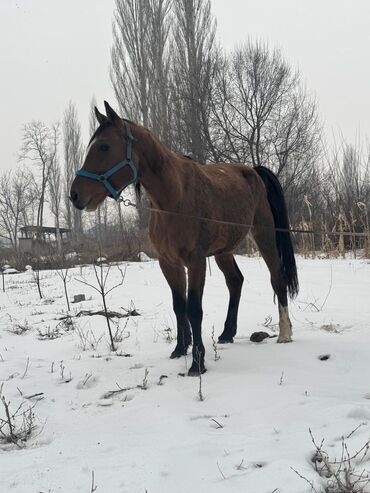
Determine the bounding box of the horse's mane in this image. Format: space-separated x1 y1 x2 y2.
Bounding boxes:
135 182 142 201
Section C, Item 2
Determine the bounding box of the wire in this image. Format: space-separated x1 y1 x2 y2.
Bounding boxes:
120 198 369 238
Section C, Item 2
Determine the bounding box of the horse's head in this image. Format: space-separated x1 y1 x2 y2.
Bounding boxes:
70 101 138 211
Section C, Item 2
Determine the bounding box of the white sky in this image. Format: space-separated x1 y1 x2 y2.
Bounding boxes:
2 0 370 173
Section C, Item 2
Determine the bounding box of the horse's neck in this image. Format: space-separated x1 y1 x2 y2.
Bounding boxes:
138 133 188 210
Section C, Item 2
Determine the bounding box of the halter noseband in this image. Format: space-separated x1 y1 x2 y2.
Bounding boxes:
75 121 138 201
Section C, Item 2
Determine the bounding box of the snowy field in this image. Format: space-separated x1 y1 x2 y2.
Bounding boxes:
1 255 369 493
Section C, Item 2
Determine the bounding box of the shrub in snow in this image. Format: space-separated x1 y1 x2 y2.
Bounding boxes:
65 252 77 260
0 396 39 449
139 252 151 262
96 257 107 264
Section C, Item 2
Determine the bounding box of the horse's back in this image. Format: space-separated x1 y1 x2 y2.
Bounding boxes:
198 162 264 212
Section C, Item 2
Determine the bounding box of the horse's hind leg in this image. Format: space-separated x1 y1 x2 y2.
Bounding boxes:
215 253 244 343
252 219 293 343
159 257 192 358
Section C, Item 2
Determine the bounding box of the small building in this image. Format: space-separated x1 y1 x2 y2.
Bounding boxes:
19 226 71 254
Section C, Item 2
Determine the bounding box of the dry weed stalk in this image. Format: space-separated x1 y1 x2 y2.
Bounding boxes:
0 394 39 448
303 195 315 258
211 326 220 361
292 428 370 493
7 315 31 335
357 202 370 257
337 212 346 258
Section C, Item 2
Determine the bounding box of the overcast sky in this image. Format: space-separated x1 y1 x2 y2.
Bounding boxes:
2 0 370 173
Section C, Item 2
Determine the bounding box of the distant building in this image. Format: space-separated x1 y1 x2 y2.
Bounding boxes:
19 226 71 254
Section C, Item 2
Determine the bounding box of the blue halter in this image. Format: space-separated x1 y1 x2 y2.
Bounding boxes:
75 121 138 200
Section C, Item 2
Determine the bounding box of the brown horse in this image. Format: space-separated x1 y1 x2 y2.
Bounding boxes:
70 101 298 375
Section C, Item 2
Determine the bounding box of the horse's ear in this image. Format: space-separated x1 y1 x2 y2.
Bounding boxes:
104 101 121 125
95 106 107 125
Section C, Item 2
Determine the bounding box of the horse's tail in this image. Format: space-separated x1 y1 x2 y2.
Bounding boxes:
254 165 299 298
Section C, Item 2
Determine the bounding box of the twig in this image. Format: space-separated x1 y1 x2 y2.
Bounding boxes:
196 347 204 401
236 459 247 471
24 392 44 401
211 326 220 361
158 375 168 386
346 422 366 440
211 418 224 429
279 371 284 386
82 373 92 388
290 467 319 493
72 309 131 319
1 396 16 443
217 461 226 480
137 369 149 390
21 358 30 379
319 266 333 311
91 470 97 492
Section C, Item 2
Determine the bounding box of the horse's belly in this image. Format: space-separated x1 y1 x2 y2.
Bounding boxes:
149 220 196 264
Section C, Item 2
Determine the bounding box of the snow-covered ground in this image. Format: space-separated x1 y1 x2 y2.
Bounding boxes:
0 255 369 493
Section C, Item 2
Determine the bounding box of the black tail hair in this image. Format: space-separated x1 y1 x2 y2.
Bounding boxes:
254 166 299 298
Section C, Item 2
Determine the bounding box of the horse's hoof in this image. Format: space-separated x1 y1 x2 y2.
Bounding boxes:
170 347 188 359
188 365 207 376
277 335 293 343
218 337 234 344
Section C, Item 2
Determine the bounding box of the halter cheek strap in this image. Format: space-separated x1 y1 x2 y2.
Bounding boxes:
75 121 138 201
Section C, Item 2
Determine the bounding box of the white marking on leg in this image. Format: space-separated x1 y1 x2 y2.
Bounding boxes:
277 303 293 343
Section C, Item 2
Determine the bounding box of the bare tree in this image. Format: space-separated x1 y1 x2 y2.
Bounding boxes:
212 41 321 168
111 0 173 145
324 142 370 234
111 1 173 238
48 157 62 252
111 0 152 125
210 40 321 224
146 0 173 145
19 121 60 230
0 169 36 248
171 0 218 162
63 102 84 239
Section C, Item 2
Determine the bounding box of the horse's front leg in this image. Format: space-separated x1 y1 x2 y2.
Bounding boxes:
187 258 207 376
159 257 192 358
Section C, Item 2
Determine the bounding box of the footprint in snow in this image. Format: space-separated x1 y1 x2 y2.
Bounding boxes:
347 408 370 420
130 363 145 370
97 398 114 407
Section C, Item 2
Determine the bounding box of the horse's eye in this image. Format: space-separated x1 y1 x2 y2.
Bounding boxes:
100 144 110 152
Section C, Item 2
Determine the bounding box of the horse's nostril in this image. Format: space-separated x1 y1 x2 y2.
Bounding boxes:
70 190 78 203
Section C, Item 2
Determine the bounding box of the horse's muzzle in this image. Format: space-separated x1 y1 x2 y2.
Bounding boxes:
69 191 85 210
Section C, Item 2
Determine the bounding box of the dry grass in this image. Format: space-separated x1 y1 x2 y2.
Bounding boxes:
293 429 370 493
